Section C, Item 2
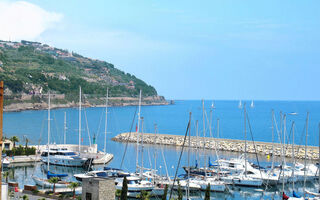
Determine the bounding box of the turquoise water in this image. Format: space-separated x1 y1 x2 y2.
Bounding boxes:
3 100 320 199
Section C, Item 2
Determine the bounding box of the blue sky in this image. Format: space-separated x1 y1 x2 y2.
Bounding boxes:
1 0 320 100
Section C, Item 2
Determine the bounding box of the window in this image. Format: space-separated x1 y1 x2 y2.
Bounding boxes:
86 193 92 200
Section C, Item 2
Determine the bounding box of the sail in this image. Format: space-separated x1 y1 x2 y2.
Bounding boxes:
47 171 68 179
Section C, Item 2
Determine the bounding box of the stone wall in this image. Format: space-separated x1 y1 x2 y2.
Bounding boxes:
82 177 115 200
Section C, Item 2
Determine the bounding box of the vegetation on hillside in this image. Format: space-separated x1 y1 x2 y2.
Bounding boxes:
0 40 158 103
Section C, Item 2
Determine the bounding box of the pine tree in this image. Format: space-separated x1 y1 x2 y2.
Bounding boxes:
120 176 128 200
204 183 210 200
177 181 183 200
161 184 168 200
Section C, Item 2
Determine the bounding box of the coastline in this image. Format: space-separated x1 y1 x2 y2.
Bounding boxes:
4 96 170 112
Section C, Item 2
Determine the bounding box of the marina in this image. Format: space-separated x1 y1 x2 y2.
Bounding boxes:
2 100 320 199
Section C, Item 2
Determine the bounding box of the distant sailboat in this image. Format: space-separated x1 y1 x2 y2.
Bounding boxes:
211 101 215 109
238 100 242 109
250 100 254 108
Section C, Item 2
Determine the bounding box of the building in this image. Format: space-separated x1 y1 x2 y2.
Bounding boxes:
82 177 115 200
1 139 13 151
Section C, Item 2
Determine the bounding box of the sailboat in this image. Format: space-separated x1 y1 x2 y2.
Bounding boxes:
40 87 88 167
250 100 254 108
221 103 263 187
238 100 242 109
283 122 304 200
32 92 70 188
189 100 227 192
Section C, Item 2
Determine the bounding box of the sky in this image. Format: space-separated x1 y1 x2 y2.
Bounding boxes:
0 0 319 100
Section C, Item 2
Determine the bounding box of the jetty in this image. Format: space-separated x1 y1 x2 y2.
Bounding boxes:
112 132 320 160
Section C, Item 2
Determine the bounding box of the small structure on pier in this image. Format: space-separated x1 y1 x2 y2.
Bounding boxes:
82 177 115 200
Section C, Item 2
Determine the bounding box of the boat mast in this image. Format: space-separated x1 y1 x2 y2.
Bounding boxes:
282 114 286 194
303 112 309 198
78 86 82 153
47 92 51 171
104 88 109 154
140 117 144 178
135 90 142 173
202 100 207 179
244 103 247 176
154 124 158 183
64 112 67 144
318 122 320 193
187 112 191 200
292 121 295 191
271 110 275 170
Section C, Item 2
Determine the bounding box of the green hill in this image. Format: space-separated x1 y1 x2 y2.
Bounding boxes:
0 40 166 109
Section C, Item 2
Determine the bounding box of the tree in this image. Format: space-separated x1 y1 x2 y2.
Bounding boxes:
24 137 29 148
137 191 150 200
120 176 128 200
68 182 79 199
204 183 210 200
10 136 19 148
3 171 10 183
177 180 183 200
48 177 59 193
161 184 168 200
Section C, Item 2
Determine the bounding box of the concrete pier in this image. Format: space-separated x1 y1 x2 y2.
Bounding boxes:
112 132 320 160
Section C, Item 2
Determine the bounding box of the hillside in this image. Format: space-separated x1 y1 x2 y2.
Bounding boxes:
0 40 167 111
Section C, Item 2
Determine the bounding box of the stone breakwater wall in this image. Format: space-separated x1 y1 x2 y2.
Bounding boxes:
112 132 320 160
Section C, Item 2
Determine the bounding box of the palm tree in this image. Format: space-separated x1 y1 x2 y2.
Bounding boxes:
10 136 19 148
68 182 79 199
137 191 150 200
48 177 59 193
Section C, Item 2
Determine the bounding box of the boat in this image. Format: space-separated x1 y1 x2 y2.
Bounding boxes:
250 100 254 108
222 104 263 187
116 176 154 197
32 92 70 188
74 167 130 181
41 148 87 167
2 156 10 168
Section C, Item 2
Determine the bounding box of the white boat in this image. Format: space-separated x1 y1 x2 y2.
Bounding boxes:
32 176 70 188
41 148 87 167
221 173 263 187
74 167 130 181
190 177 226 192
2 157 10 168
116 176 154 197
32 92 70 189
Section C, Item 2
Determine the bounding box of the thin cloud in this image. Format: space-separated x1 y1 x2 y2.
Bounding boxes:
0 1 63 41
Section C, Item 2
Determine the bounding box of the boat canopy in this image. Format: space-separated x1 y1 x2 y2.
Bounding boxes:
47 171 68 179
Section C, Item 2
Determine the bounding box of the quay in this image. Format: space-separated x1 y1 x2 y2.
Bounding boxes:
112 132 320 160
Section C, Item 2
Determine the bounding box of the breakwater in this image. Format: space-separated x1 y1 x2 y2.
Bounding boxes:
112 132 320 160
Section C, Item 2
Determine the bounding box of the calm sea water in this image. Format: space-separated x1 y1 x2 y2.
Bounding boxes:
3 100 320 199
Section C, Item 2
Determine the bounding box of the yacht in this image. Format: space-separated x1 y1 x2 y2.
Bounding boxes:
116 176 154 197
41 147 87 167
74 167 130 181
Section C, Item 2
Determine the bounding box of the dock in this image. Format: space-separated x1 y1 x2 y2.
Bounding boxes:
112 132 320 160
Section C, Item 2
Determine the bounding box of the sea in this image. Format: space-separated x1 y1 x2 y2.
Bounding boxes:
3 100 320 199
